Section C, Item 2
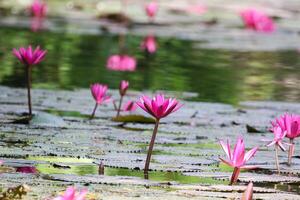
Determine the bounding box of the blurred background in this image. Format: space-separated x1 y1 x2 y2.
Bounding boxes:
0 0 299 104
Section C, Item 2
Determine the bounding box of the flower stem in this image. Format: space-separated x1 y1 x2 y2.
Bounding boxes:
144 119 160 179
26 66 32 117
229 167 240 185
275 145 280 174
288 138 294 166
90 103 98 119
116 96 123 117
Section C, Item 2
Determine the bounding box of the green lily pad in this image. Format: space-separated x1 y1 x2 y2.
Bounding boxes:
112 115 156 123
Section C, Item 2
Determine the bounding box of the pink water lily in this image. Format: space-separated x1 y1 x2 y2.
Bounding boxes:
13 46 47 66
122 100 137 112
106 55 136 71
271 113 300 165
53 187 87 200
240 8 275 33
137 94 182 120
137 94 182 178
141 35 157 54
242 182 253 200
145 2 158 21
219 137 258 184
116 80 130 117
12 45 47 117
30 0 47 18
90 83 110 119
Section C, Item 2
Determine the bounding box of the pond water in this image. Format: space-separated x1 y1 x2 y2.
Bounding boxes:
0 26 299 104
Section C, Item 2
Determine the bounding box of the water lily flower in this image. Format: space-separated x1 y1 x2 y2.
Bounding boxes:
106 55 136 71
0 160 3 165
137 94 182 178
12 46 47 117
30 0 47 18
90 83 110 119
145 2 158 22
242 182 253 200
122 100 137 112
271 113 300 166
219 137 258 185
116 80 129 117
141 35 157 54
264 126 290 173
53 187 87 200
240 8 275 33
16 166 38 174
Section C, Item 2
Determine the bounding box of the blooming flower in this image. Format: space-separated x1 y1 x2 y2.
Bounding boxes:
265 126 288 151
271 113 300 139
13 46 47 66
137 94 182 179
136 94 182 120
30 0 47 18
119 80 129 96
122 100 137 112
240 8 275 33
219 137 258 184
106 55 136 71
90 83 110 119
271 113 300 165
53 187 87 200
90 83 110 105
145 2 158 21
141 35 157 54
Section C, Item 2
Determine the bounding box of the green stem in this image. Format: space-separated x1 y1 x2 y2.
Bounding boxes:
116 96 123 117
90 103 98 119
144 119 160 179
288 138 294 166
275 145 280 174
26 66 32 117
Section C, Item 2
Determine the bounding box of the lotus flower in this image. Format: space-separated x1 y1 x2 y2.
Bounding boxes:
271 113 300 165
116 80 129 117
12 46 47 117
16 166 38 174
145 2 158 21
242 182 253 200
30 0 47 18
219 137 258 184
137 94 182 178
119 80 129 96
122 100 137 112
106 55 136 71
90 83 110 119
13 46 47 66
141 35 157 54
53 187 87 200
137 94 182 120
240 8 275 33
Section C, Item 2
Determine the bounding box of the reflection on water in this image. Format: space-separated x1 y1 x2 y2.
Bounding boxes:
0 27 299 104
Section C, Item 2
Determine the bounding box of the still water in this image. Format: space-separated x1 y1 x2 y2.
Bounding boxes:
0 26 299 104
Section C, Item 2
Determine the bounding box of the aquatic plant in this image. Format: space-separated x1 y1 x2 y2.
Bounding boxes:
30 0 47 18
12 46 47 117
271 113 300 166
52 187 87 200
240 8 275 33
137 94 182 178
145 2 158 22
16 166 38 174
106 55 136 71
90 83 110 119
116 80 129 117
122 100 137 112
219 137 258 185
264 126 289 173
242 182 253 200
141 35 157 54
